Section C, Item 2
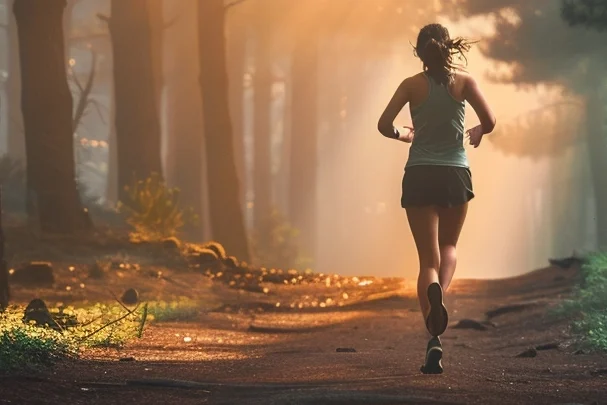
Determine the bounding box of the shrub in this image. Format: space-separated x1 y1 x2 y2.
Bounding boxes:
0 302 148 372
147 299 201 323
117 173 197 241
249 208 312 270
553 252 607 351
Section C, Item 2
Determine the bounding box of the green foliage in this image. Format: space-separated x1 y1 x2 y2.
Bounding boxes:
147 299 200 323
553 252 607 351
562 0 607 31
250 208 313 270
117 173 197 241
0 322 75 372
0 303 148 372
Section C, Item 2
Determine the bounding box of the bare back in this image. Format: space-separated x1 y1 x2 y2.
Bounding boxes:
407 72 467 110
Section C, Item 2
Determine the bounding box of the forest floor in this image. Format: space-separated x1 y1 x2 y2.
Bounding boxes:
0 224 606 405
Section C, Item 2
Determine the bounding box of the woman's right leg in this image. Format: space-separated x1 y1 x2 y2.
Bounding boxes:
437 203 468 292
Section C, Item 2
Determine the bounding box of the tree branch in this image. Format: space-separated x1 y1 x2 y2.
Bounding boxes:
72 50 98 132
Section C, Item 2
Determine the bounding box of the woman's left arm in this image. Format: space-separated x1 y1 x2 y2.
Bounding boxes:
377 79 410 140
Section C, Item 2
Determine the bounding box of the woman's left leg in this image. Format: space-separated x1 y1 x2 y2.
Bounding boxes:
405 205 440 321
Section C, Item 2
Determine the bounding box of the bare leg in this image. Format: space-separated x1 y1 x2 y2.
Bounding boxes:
437 203 468 292
405 206 440 320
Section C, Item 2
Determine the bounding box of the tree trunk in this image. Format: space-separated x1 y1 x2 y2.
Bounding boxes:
7 0 25 161
585 90 607 249
227 22 247 209
63 0 77 61
106 78 118 205
108 0 163 202
289 30 319 262
148 0 164 115
198 0 250 261
253 27 273 247
14 0 90 233
163 0 204 239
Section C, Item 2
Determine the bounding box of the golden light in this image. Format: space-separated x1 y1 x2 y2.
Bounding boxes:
68 58 76 67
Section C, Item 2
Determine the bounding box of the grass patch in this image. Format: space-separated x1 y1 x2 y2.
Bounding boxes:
147 298 202 323
0 303 148 373
553 252 607 351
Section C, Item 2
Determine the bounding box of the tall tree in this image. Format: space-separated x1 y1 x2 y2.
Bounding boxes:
148 0 164 111
198 0 250 261
252 19 273 247
562 0 607 30
289 27 319 261
13 0 90 233
448 0 607 248
105 0 163 202
226 15 247 208
164 0 205 238
7 0 25 161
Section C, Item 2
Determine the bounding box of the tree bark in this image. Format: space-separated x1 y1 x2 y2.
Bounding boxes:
7 0 25 161
198 0 250 261
585 90 607 249
147 0 164 116
14 0 90 233
252 26 273 246
163 0 204 239
108 0 163 202
289 30 319 262
227 21 247 209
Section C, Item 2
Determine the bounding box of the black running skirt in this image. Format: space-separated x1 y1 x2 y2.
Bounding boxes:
401 165 474 208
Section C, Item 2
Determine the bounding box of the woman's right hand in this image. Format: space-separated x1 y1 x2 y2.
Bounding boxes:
465 125 484 148
398 126 414 143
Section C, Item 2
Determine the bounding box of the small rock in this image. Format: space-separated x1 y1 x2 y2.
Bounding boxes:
336 348 356 353
11 262 54 288
452 319 488 331
161 237 180 250
535 342 560 351
516 348 538 358
573 349 586 355
196 248 220 269
119 357 136 362
223 256 239 269
590 368 607 376
203 241 227 259
121 288 139 306
23 299 59 330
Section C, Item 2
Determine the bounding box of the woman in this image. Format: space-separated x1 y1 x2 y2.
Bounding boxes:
377 23 496 374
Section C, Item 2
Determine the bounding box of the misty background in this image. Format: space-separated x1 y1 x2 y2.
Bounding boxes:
0 0 601 280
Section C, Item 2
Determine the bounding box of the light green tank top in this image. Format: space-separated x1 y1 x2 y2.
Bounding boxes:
406 73 469 169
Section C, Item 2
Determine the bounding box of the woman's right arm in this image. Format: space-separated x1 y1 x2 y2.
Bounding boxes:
463 75 496 134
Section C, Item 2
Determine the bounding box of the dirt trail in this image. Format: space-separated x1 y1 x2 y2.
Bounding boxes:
1 264 606 404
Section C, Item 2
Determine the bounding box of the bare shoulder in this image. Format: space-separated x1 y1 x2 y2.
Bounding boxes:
399 73 427 91
454 71 474 87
